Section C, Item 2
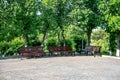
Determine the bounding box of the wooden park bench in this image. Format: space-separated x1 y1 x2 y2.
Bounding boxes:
19 46 45 58
80 46 101 56
49 46 75 56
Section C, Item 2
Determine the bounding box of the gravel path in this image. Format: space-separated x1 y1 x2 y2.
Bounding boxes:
0 56 120 80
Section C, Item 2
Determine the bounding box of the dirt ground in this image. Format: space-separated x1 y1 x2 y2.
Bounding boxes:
0 56 120 80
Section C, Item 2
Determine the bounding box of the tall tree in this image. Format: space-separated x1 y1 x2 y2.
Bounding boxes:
41 0 58 47
70 0 101 46
99 0 120 56
0 0 16 41
54 0 73 46
42 0 72 46
108 0 120 56
11 0 41 47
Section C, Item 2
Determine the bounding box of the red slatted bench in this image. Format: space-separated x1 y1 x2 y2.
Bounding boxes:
19 46 45 58
49 46 75 56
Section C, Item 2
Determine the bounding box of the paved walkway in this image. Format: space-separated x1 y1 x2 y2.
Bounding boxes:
0 56 120 80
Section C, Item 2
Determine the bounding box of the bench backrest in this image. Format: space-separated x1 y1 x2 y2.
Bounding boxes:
19 46 44 53
84 46 101 53
49 46 72 52
49 46 58 52
84 46 93 51
64 46 72 51
92 46 101 53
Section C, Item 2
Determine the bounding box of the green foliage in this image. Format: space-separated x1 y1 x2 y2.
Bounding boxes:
42 0 57 8
92 28 109 41
0 41 9 57
46 38 75 50
108 0 120 32
101 51 116 56
98 0 120 55
112 51 116 56
0 37 24 57
46 38 58 47
64 25 82 38
60 39 73 46
109 32 117 52
94 39 109 52
28 40 41 46
91 28 109 52
7 37 24 56
61 38 76 50
101 51 109 56
70 0 101 45
99 0 120 33
73 36 86 51
28 35 42 46
0 0 119 57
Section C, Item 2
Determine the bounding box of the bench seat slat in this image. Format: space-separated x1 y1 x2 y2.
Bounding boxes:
49 46 75 56
19 46 45 57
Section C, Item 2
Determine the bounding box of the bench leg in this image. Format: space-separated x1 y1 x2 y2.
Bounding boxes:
86 51 88 56
72 52 75 56
94 51 98 57
79 51 82 55
20 54 23 60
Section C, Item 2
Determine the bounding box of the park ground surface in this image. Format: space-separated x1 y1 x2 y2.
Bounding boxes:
0 56 120 80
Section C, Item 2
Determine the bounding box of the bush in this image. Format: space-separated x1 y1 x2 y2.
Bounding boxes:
101 51 109 55
46 38 57 47
28 35 42 46
93 39 109 52
91 28 110 54
73 36 86 51
60 39 73 46
28 40 41 46
0 41 9 57
9 37 24 55
112 51 116 56
45 38 75 52
0 37 24 57
60 39 75 50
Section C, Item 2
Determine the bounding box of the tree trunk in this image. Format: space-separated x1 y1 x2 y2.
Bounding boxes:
87 32 91 46
62 30 66 46
24 34 28 47
58 32 61 46
116 36 120 57
41 26 48 47
109 32 116 55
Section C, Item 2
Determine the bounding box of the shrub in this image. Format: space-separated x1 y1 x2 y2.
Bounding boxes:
45 38 75 52
0 37 24 57
46 38 57 47
60 39 75 50
93 39 109 52
101 51 109 55
0 41 9 57
60 39 72 46
28 35 42 46
9 37 24 55
28 40 41 46
73 36 86 51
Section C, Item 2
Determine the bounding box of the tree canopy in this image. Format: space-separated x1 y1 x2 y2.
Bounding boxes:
0 0 120 56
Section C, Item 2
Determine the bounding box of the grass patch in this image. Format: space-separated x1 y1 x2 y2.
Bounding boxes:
101 51 109 55
101 51 117 56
